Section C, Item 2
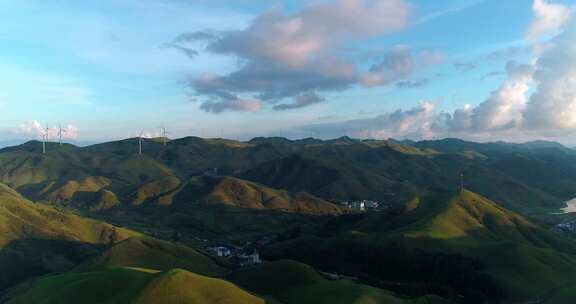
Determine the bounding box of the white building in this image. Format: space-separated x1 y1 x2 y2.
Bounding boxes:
206 245 234 257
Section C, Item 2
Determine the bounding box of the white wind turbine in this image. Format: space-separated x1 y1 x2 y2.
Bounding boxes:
41 124 51 154
161 125 169 146
138 131 144 155
57 124 64 146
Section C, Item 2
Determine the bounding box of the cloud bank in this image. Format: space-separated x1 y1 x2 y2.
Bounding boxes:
177 0 440 112
300 1 576 142
526 0 572 40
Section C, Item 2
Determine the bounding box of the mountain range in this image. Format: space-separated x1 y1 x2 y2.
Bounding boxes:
2 137 576 303
3 137 576 215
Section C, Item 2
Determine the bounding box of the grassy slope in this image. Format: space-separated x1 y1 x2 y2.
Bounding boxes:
0 183 137 247
5 267 264 304
0 182 140 291
79 237 226 277
229 260 447 304
177 176 346 215
132 176 181 206
403 191 576 300
264 190 576 302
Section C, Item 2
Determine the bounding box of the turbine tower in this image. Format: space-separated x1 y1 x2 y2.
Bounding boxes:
41 124 50 154
161 126 168 146
57 124 63 146
138 131 144 155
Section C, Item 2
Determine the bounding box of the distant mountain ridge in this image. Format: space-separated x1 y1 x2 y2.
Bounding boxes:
1 136 576 215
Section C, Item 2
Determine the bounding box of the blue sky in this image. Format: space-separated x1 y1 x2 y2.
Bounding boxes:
0 0 575 144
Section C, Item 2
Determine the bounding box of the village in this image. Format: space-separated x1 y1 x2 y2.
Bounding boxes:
554 221 576 234
204 237 273 267
339 199 384 211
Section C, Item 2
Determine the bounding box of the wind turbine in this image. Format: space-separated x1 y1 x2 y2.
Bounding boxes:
57 124 63 146
161 126 168 146
41 124 50 154
138 131 144 155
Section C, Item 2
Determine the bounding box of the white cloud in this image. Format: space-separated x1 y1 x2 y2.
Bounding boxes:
299 1 576 142
522 19 576 129
526 0 572 40
178 0 441 112
206 0 409 67
13 120 79 140
301 102 437 139
469 61 534 131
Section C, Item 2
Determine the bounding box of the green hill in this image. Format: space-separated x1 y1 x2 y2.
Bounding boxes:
0 183 139 291
4 137 576 302
0 183 136 247
264 190 576 303
229 260 447 304
160 176 346 215
4 267 264 304
79 237 226 277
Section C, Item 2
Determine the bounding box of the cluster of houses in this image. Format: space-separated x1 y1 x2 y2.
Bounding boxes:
340 200 381 211
554 221 576 234
205 239 271 266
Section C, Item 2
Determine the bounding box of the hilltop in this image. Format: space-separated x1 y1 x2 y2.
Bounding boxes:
264 190 576 303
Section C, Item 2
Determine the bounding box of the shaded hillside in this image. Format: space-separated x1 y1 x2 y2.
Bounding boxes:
4 268 265 304
0 183 138 291
263 190 576 303
239 142 575 213
78 237 226 278
21 173 346 216
0 183 135 247
229 260 447 304
4 258 444 304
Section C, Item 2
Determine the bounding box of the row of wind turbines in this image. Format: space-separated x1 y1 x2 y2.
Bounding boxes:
39 124 68 154
137 126 169 155
39 124 168 155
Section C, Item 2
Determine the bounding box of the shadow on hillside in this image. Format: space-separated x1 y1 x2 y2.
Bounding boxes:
0 238 106 293
261 192 576 303
86 203 328 245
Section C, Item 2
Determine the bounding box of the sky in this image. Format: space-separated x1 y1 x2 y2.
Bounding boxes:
0 0 575 145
